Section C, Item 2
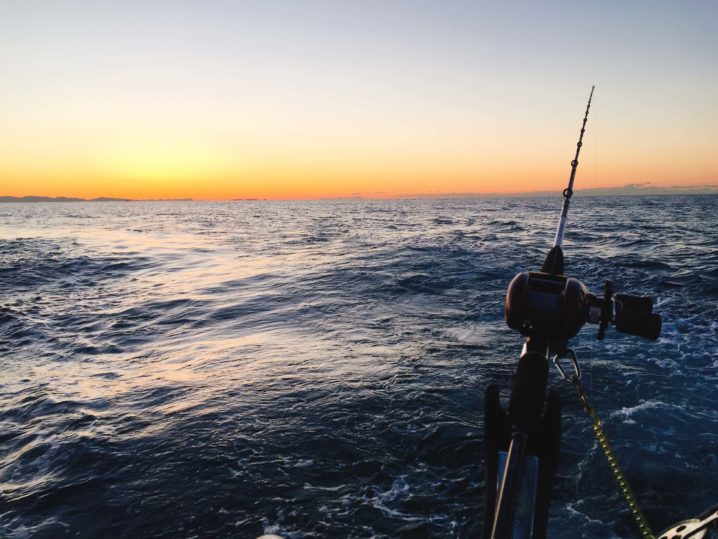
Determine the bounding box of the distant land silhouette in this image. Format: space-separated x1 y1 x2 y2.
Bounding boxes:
422 183 718 198
1 184 716 202
358 183 718 199
0 196 193 203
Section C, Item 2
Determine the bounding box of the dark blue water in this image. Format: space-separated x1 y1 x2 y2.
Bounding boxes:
1 196 716 538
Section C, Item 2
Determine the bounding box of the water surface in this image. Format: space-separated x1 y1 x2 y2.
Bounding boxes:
1 196 716 538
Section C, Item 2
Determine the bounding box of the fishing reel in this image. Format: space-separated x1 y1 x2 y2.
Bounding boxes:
504 270 590 355
504 264 661 355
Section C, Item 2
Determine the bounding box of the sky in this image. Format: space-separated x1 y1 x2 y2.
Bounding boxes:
1 0 716 199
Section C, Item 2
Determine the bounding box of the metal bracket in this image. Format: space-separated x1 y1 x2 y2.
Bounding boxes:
552 348 581 381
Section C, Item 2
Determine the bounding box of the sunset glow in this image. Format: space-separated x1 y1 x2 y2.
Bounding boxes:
1 1 716 199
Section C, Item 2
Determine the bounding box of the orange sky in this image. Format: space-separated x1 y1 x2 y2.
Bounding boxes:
1 2 716 200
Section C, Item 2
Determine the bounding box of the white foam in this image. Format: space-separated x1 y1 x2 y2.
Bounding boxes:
564 502 605 526
614 399 671 420
378 475 410 503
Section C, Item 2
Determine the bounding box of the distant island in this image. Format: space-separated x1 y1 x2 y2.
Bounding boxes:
0 196 193 203
419 183 718 199
356 184 718 199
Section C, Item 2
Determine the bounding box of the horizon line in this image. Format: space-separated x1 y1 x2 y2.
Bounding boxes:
1 184 717 203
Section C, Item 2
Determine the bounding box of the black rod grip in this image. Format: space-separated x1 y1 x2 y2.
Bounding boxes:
509 351 548 434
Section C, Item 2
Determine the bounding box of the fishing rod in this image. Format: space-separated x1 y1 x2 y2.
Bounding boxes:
482 87 666 539
542 86 593 276
553 86 593 249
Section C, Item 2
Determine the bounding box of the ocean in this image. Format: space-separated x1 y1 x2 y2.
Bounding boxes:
1 196 716 538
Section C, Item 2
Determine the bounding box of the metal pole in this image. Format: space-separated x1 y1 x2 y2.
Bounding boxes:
491 431 529 539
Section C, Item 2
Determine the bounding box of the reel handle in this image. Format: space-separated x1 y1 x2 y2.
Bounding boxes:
614 294 662 340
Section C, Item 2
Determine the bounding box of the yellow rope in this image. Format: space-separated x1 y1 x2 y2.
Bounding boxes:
572 377 655 539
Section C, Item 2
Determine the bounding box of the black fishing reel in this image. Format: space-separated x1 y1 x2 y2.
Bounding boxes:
504 258 661 354
504 271 590 355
